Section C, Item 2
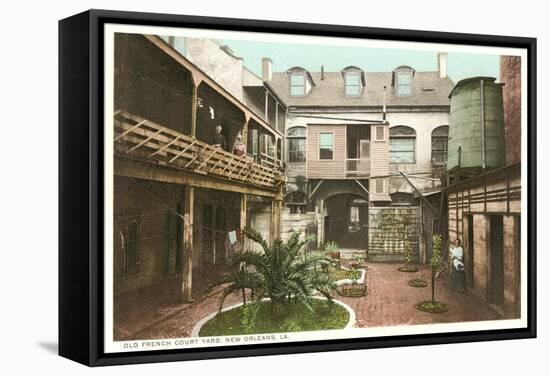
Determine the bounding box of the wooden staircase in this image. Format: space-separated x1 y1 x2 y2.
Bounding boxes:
114 110 284 190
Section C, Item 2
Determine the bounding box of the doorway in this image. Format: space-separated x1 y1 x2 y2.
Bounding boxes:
489 215 504 306
465 214 474 288
324 194 368 249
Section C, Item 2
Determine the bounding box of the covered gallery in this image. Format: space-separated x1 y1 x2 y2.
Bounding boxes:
111 34 285 330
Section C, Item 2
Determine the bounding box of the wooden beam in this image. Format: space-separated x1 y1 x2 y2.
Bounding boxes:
240 193 247 246
354 179 370 196
190 82 198 137
399 172 439 217
114 158 277 198
182 186 194 302
309 180 324 200
270 198 283 243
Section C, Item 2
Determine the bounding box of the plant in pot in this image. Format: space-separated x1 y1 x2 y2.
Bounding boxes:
324 241 340 268
337 267 367 298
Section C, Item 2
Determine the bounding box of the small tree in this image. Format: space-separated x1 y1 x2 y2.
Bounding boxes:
415 233 448 313
430 233 443 303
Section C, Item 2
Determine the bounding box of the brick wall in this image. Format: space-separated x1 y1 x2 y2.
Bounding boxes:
500 56 522 165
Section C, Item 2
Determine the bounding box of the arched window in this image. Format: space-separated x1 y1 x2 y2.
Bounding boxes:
431 125 449 165
285 191 307 214
287 126 306 163
390 126 416 164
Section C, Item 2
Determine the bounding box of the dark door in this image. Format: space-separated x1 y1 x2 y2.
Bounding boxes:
466 214 474 288
215 207 226 264
489 215 504 306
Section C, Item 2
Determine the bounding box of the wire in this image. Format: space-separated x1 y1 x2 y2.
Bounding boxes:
125 176 186 220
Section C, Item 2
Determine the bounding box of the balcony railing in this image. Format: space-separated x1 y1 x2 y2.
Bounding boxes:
113 110 285 190
346 158 370 177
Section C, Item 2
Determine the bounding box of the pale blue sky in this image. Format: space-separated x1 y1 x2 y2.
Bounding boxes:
221 39 500 83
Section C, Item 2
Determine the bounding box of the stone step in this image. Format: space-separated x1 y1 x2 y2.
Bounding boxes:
339 249 368 259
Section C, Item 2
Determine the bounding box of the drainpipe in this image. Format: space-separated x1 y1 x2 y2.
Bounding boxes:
264 90 269 122
480 79 486 171
383 86 387 121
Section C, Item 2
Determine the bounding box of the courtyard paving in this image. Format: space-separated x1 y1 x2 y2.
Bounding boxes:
118 262 500 341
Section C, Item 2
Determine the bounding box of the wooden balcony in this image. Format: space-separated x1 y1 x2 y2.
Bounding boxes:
346 158 371 177
114 111 285 191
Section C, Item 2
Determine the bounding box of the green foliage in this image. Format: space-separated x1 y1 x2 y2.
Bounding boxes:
240 302 261 333
213 229 337 318
348 268 361 284
415 300 449 313
199 299 349 336
429 233 443 303
324 241 339 254
403 238 413 265
371 210 416 259
430 233 443 268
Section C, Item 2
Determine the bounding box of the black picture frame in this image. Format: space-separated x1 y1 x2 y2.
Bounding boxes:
59 9 537 367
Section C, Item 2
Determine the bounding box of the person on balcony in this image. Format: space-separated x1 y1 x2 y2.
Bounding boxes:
232 133 247 157
211 124 227 150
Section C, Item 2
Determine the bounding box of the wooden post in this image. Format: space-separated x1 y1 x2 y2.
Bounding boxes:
271 197 282 243
240 193 247 246
182 185 194 302
190 75 201 138
242 115 250 152
317 199 325 249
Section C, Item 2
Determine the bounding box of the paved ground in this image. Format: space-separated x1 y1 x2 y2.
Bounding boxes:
117 262 500 340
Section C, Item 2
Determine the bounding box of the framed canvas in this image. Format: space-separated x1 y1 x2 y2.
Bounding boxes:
58 9 537 366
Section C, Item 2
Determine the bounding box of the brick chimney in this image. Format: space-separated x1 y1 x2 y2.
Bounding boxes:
438 52 447 79
262 57 273 81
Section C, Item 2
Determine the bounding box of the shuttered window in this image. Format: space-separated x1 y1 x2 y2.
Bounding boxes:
375 178 384 194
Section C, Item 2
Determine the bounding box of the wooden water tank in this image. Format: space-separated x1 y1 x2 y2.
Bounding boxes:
447 77 506 173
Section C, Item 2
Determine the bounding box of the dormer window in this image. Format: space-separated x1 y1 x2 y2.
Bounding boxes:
392 66 415 97
345 72 361 96
287 67 315 97
397 72 412 95
290 73 306 96
342 66 365 97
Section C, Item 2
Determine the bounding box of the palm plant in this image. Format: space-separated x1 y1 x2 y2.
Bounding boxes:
213 229 337 316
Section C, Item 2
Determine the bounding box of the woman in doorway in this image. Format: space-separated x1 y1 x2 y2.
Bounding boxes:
450 239 465 293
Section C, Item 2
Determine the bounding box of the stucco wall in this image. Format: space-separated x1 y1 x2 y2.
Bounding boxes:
386 111 450 193
186 38 245 101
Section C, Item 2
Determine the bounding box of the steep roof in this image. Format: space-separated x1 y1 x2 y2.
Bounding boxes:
267 71 454 108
